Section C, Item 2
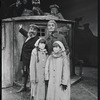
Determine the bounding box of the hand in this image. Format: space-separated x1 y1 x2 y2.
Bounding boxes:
19 24 22 29
16 0 22 7
60 84 67 90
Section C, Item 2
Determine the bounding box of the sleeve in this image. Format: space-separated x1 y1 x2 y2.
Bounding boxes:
19 28 28 37
45 56 51 80
61 56 70 85
30 51 36 83
62 35 69 50
62 35 70 54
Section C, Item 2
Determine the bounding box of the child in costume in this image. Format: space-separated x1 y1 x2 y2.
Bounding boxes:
45 41 70 100
30 38 48 100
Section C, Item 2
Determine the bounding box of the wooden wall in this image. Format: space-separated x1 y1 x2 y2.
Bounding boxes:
2 22 14 88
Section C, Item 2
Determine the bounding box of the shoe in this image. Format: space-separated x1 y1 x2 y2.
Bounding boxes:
30 96 34 100
16 86 27 93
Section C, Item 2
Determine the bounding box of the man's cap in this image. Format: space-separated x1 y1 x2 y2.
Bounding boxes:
29 24 39 29
49 4 59 9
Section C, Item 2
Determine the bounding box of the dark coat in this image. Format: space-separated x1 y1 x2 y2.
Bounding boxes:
45 31 69 55
19 28 39 67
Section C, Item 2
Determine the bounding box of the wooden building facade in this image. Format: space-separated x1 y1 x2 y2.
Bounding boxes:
2 16 75 88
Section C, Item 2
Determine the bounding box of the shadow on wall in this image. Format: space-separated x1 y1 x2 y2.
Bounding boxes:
73 16 97 67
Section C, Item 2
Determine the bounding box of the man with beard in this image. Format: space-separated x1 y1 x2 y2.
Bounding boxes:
17 24 39 92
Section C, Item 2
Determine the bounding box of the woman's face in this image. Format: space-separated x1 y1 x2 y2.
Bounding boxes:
48 22 56 32
38 43 46 50
53 46 61 53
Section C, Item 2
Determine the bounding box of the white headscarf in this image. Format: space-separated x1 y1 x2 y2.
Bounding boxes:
34 37 46 47
32 38 47 62
53 41 65 52
34 38 42 47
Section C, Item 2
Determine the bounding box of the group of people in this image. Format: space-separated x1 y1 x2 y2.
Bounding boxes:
8 0 42 17
8 0 64 19
17 19 70 100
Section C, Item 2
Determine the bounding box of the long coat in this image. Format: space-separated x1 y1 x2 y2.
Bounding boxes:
45 54 70 100
19 28 39 68
30 48 48 100
45 31 69 55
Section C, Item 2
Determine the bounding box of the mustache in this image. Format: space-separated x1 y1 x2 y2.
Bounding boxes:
29 31 36 34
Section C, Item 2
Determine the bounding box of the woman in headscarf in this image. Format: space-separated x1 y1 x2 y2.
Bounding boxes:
45 41 70 100
45 20 69 55
30 38 48 100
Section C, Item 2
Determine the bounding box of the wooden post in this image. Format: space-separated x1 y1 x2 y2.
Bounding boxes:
2 22 14 88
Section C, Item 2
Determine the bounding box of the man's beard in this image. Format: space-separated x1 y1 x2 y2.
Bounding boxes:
28 33 35 37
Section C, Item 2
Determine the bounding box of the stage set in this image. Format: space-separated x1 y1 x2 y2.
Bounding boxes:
2 15 82 88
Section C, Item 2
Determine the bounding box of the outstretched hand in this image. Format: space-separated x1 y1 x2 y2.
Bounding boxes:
19 24 22 29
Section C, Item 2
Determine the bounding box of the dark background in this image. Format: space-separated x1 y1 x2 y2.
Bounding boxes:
1 0 98 66
1 0 98 36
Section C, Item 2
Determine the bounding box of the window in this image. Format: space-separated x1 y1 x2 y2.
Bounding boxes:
37 27 46 37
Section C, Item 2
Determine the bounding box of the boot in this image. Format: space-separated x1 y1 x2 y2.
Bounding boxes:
30 96 34 100
17 77 27 93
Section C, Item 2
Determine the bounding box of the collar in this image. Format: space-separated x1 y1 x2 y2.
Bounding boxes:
47 31 58 39
39 48 48 54
51 51 63 58
51 32 58 38
51 51 66 58
25 37 31 42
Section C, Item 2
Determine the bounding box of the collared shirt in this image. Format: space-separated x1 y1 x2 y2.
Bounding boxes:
25 37 31 42
25 35 36 43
